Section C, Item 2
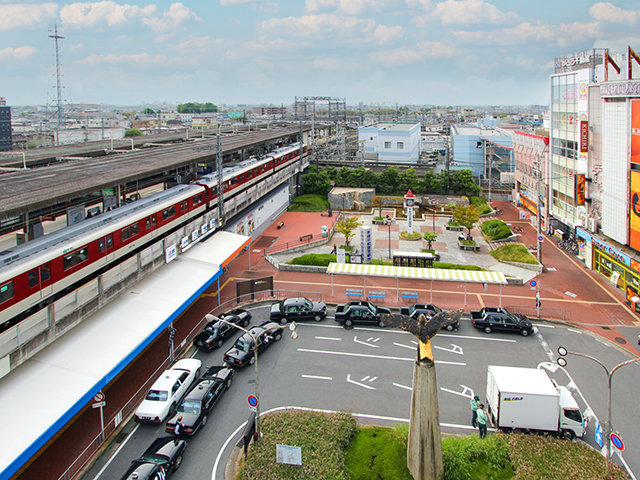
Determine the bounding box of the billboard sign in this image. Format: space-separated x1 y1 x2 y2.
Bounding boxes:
580 121 589 153
632 100 640 165
575 174 586 205
630 171 640 251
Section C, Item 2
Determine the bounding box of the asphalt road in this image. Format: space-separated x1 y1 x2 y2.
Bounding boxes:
83 305 640 480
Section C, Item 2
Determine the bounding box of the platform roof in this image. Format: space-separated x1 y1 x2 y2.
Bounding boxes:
0 231 251 480
326 263 507 284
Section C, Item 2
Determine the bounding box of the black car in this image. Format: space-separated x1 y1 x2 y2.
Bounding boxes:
223 321 284 367
334 301 392 327
470 307 533 336
270 297 327 324
193 309 251 350
400 304 458 331
165 365 234 436
120 436 186 480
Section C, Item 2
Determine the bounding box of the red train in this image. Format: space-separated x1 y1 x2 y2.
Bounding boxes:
0 143 308 331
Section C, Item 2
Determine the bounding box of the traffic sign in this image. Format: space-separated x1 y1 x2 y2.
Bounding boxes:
92 401 106 409
610 433 625 451
93 392 105 403
537 235 544 242
247 395 258 408
530 280 537 287
594 423 603 448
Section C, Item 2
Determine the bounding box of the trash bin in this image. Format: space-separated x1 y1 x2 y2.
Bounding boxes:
321 226 328 237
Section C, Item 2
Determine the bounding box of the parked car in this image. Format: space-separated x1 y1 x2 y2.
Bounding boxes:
134 358 202 423
223 321 284 367
193 309 251 350
270 297 327 324
334 301 392 327
165 365 234 436
400 304 458 331
470 307 533 336
119 436 187 480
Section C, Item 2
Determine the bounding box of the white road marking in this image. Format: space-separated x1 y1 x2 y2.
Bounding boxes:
394 342 415 350
347 374 376 390
534 326 555 363
433 344 463 355
567 328 583 334
565 291 578 297
298 348 466 365
437 334 517 343
393 382 412 391
91 424 140 480
354 336 380 348
547 267 557 271
440 384 475 398
315 336 341 341
301 375 332 380
533 323 554 328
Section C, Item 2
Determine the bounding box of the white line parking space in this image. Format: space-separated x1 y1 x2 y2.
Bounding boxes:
301 375 332 381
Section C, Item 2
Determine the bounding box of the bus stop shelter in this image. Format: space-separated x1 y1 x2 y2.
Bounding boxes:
326 263 508 305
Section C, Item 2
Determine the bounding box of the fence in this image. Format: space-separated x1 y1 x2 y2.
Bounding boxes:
266 215 340 255
57 289 324 480
507 305 572 321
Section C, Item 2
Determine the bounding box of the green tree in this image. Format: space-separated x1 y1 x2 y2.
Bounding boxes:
399 168 418 193
451 204 480 239
372 195 383 217
124 128 143 137
449 169 481 196
141 108 155 115
301 167 332 195
335 217 364 247
177 102 218 113
378 166 400 195
423 232 438 252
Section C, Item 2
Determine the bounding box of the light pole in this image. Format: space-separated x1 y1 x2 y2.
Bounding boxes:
205 314 297 439
557 346 640 479
385 215 394 259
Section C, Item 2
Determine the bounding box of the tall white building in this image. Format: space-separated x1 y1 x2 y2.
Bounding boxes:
358 123 420 164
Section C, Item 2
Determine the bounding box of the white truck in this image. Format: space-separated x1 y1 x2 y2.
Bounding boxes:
485 365 587 440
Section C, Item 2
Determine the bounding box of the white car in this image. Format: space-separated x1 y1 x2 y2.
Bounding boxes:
134 358 202 423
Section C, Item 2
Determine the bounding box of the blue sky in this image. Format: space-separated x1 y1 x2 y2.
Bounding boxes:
2 0 640 107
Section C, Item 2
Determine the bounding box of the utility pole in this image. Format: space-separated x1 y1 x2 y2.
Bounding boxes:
49 25 65 145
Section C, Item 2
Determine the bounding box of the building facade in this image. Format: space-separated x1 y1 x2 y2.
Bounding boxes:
358 123 420 164
450 125 512 177
513 131 549 222
0 103 11 151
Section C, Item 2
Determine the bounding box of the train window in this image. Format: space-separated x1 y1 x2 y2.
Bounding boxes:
77 246 89 263
145 215 157 229
28 270 39 288
162 206 176 221
231 177 238 185
41 264 51 281
211 186 217 195
239 174 245 182
180 200 188 212
121 227 131 241
260 165 265 173
98 238 105 253
131 223 139 236
193 193 203 205
0 282 13 304
63 253 76 270
247 171 253 179
106 235 113 249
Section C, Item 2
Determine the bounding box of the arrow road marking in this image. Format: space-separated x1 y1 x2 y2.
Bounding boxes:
440 384 475 398
361 376 378 383
366 337 381 343
347 374 376 390
433 344 464 355
354 336 380 348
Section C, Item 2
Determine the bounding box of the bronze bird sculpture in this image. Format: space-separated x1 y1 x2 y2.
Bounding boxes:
381 309 464 361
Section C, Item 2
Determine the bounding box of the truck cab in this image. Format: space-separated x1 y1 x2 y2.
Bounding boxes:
558 385 587 439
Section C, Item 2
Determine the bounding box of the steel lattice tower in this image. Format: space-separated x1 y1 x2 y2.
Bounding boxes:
48 25 65 135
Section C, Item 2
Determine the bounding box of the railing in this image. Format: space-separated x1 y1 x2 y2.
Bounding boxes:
507 305 572 321
266 215 340 254
57 289 323 480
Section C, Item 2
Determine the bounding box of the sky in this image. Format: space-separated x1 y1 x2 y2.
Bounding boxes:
2 0 640 108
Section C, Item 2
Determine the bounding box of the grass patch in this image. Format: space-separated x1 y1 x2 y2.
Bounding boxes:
434 263 486 271
287 194 330 212
241 410 357 480
443 434 513 480
371 259 393 265
345 425 412 480
289 254 336 267
480 219 513 241
461 239 476 246
400 231 422 241
490 244 539 265
468 196 493 215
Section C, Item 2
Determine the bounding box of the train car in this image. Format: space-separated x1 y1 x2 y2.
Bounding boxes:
0 142 308 331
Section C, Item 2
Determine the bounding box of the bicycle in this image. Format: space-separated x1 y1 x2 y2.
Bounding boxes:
513 226 523 234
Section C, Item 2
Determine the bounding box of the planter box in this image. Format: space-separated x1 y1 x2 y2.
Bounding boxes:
457 240 480 251
446 224 465 232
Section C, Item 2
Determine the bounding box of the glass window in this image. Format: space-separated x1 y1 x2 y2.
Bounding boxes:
397 142 404 149
106 235 113 249
76 246 89 264
98 238 105 253
145 390 168 402
0 282 14 304
384 142 391 149
121 227 130 241
63 253 76 270
193 193 203 205
564 409 582 423
28 270 39 288
41 264 51 281
131 223 139 236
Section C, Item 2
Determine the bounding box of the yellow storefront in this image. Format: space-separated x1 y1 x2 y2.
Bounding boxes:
593 248 640 293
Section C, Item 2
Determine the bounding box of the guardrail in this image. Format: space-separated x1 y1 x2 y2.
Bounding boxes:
507 305 572 321
57 289 323 480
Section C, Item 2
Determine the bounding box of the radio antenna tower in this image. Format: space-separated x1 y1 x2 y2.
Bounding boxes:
49 24 65 138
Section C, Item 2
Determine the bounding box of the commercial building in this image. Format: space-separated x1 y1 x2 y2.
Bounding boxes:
513 131 549 221
450 124 512 178
358 122 420 164
0 99 11 151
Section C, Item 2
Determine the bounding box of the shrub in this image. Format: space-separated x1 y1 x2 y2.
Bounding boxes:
442 434 513 480
433 263 486 271
290 254 335 267
400 231 422 240
481 219 512 241
287 194 330 212
345 426 412 480
468 196 493 215
490 244 539 265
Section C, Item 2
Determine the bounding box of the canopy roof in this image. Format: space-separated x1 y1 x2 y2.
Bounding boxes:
326 263 507 284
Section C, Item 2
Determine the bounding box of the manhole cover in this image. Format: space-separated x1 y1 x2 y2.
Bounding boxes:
615 337 628 345
601 326 611 330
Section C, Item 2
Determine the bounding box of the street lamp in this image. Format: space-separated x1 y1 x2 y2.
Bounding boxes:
385 215 394 259
205 314 297 439
557 346 640 479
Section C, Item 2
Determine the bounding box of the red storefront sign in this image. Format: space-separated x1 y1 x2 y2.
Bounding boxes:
575 174 586 205
580 121 589 153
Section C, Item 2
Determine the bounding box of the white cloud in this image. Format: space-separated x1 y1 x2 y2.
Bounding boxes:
0 4 57 31
369 41 459 65
220 0 259 4
413 0 519 26
69 43 84 51
141 3 201 32
370 25 405 44
60 1 157 28
416 40 458 57
0 46 37 60
258 14 374 39
310 56 347 70
589 2 640 23
305 0 390 15
405 0 432 10
76 52 169 67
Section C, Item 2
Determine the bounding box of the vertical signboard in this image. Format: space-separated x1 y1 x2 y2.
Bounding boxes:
360 226 372 264
630 171 640 251
580 121 589 153
632 100 640 165
575 174 586 205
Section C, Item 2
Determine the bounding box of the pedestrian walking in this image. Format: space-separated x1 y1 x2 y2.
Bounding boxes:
470 395 480 428
477 404 488 438
536 290 541 309
174 416 185 441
